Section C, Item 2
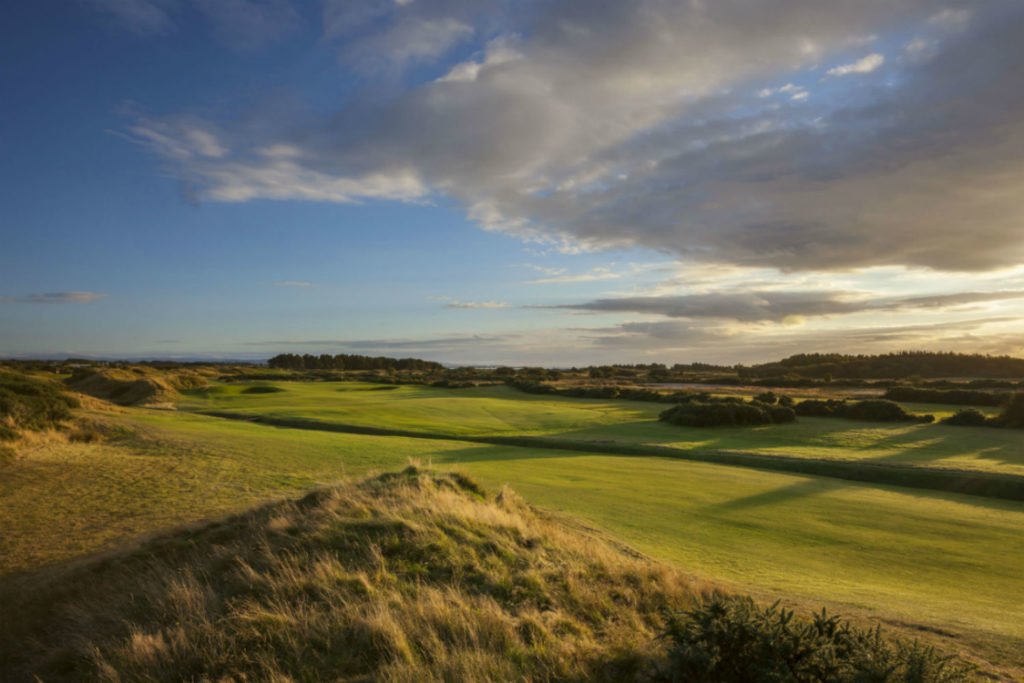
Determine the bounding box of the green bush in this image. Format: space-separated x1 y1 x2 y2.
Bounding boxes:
794 399 933 423
659 594 973 683
660 401 795 427
942 409 989 427
991 393 1024 428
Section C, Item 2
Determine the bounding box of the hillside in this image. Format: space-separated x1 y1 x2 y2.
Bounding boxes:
0 467 972 682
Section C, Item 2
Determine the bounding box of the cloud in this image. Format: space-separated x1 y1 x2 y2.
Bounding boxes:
525 267 622 285
341 18 474 73
826 52 885 76
88 0 176 35
551 289 1024 323
88 0 301 50
277 280 313 287
192 0 302 52
1 291 106 304
444 300 510 309
127 1 1024 272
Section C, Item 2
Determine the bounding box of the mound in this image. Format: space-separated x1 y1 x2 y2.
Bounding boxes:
0 467 690 682
66 367 208 406
0 468 973 682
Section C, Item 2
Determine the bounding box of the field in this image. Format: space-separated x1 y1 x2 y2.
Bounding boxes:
183 382 1024 477
3 376 1024 678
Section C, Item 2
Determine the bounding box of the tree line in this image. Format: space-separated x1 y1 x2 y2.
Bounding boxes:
266 353 445 372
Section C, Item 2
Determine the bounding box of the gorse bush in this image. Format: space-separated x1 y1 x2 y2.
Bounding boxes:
942 394 1024 429
0 371 79 440
883 387 1007 407
794 399 933 423
942 409 989 427
660 401 796 427
659 594 973 683
992 393 1024 428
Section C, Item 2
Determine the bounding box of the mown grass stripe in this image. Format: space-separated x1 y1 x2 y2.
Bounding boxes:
194 410 1024 502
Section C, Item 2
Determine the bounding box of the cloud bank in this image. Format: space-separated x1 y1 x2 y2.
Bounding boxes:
120 0 1024 273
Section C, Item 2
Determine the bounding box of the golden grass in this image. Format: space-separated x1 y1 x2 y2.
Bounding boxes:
0 466 700 682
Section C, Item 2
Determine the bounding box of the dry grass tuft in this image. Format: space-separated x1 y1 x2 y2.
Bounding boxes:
0 466 697 682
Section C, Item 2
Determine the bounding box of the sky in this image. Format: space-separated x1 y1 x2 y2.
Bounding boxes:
1 0 1023 366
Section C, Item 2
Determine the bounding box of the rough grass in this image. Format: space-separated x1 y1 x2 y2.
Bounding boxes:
0 468 974 683
0 467 699 682
66 367 209 406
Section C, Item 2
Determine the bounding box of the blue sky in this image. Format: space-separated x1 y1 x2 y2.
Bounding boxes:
2 1 1023 365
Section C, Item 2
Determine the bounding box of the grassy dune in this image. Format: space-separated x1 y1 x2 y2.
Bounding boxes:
0 468 697 682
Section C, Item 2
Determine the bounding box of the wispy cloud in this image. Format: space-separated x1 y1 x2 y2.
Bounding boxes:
277 280 314 288
88 0 176 35
445 300 510 309
1 291 106 304
826 52 885 76
125 2 1024 273
549 290 1024 323
526 267 622 285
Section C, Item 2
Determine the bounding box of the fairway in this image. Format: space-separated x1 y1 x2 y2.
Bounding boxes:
3 397 1023 674
185 381 1024 477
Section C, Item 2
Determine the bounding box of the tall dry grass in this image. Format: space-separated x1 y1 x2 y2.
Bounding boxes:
0 465 698 682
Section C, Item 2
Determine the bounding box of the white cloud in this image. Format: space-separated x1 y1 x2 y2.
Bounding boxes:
126 1 1024 272
444 300 510 309
826 52 885 76
525 267 622 285
277 280 313 287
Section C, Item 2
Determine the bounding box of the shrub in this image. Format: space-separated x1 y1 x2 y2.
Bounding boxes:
659 401 794 427
794 399 933 423
991 393 1024 429
754 391 778 405
793 399 839 417
883 387 1007 407
942 409 989 427
659 593 973 683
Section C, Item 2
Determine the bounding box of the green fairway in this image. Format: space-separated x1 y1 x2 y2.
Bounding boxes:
3 404 1021 659
182 381 660 436
184 381 1024 477
6 383 1024 674
437 451 1024 649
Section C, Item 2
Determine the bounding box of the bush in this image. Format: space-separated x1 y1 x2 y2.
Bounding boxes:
660 401 794 427
942 409 989 427
793 399 839 417
883 387 1007 407
754 391 778 405
991 393 1024 428
794 399 933 423
659 593 973 683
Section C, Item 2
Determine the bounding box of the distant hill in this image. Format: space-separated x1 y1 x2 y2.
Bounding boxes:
739 351 1024 380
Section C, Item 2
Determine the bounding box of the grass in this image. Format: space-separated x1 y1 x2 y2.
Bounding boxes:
3 406 1022 676
185 381 1024 476
0 468 699 682
4 377 1023 677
